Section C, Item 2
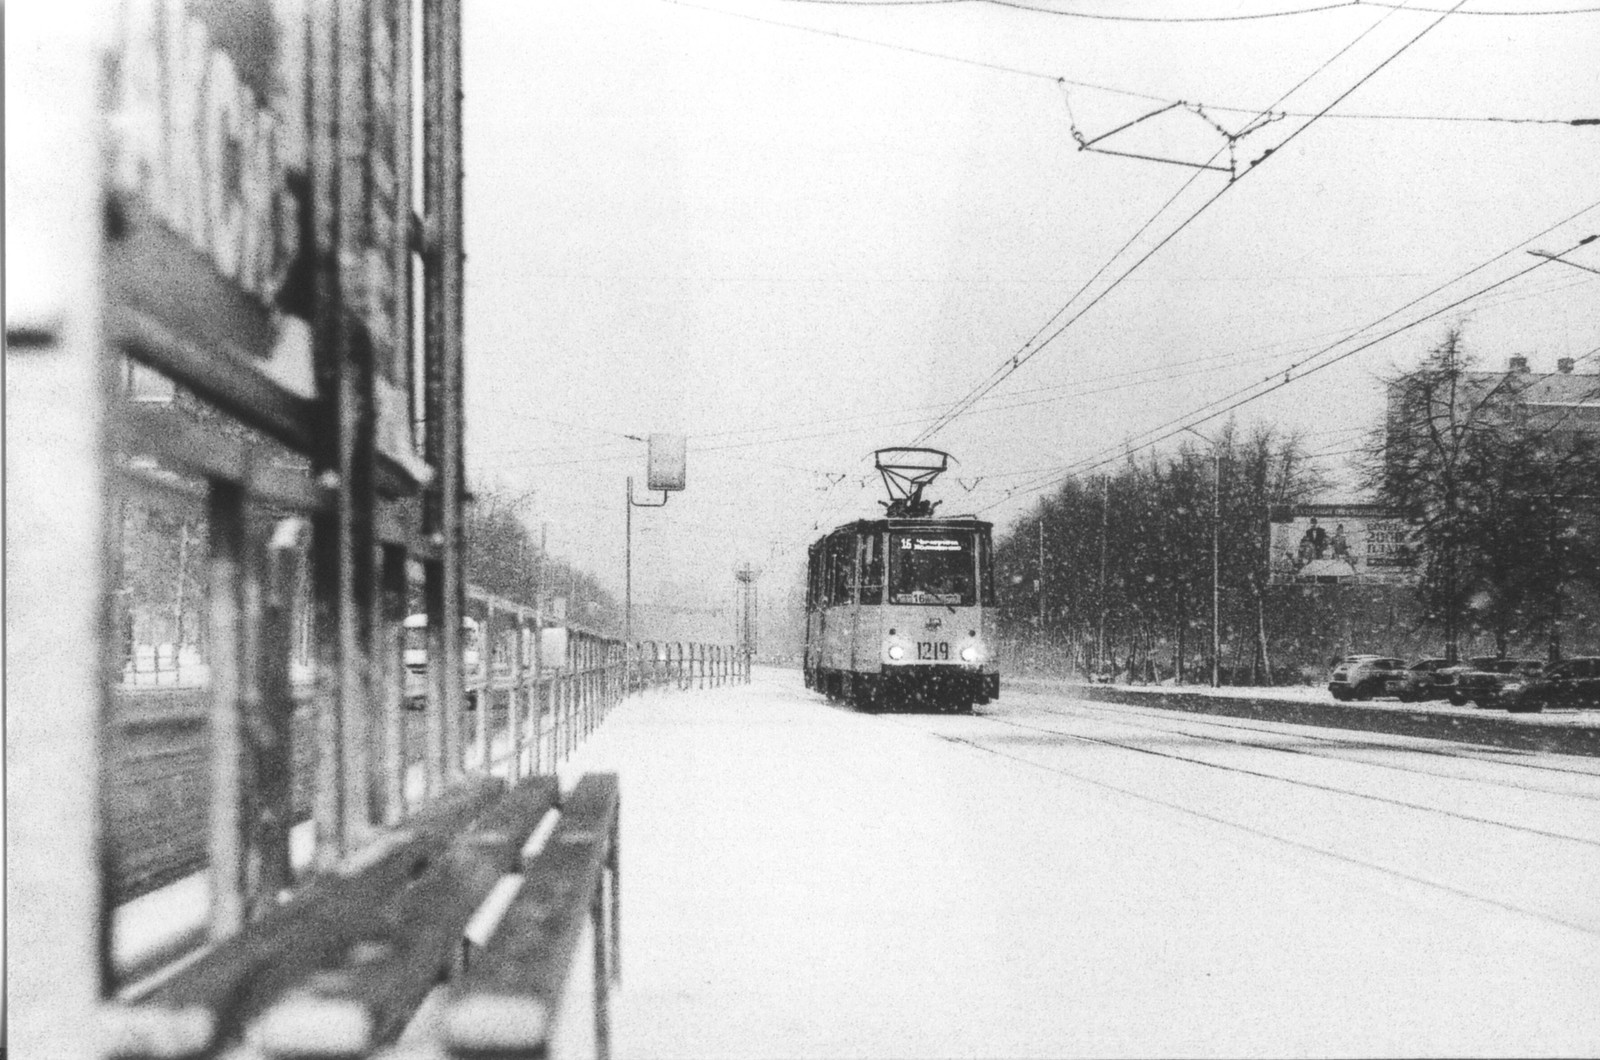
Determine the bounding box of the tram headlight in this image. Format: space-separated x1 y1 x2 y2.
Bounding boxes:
960 646 979 663
887 645 906 661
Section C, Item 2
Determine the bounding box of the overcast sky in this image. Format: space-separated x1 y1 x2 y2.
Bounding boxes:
458 0 1600 634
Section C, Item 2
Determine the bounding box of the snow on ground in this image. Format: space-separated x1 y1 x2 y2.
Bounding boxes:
108 669 1600 1053
563 666 1600 1059
1008 672 1600 728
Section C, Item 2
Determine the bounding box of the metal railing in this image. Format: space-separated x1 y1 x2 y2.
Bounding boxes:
628 640 753 692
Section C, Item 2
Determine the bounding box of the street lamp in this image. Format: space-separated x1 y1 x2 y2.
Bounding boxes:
1182 426 1221 688
625 434 687 649
625 477 668 648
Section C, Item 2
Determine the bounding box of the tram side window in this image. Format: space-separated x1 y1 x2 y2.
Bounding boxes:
814 543 827 609
827 534 855 606
859 532 883 605
978 532 996 606
806 544 820 610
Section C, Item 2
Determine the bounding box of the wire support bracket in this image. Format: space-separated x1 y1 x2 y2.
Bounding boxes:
1060 81 1286 182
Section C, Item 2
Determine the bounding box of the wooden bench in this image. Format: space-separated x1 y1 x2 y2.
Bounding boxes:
108 771 619 1058
440 773 621 1060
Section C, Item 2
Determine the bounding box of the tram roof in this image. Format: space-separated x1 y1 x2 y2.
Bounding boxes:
817 516 992 539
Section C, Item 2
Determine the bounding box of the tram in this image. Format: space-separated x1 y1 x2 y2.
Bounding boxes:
804 449 999 713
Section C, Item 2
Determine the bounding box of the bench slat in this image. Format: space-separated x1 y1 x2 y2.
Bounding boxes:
123 774 559 1057
442 774 619 1057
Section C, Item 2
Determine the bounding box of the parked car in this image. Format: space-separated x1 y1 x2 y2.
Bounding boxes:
1446 658 1544 707
1492 656 1600 713
1434 656 1500 705
1328 655 1410 701
1394 657 1455 702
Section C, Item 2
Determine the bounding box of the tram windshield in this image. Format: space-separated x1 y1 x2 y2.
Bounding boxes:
889 531 975 606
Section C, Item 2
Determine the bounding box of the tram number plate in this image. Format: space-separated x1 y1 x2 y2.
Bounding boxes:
916 641 949 661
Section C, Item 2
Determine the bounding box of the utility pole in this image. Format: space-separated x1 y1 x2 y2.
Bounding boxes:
625 480 631 645
1097 475 1108 675
1210 447 1220 688
734 563 760 674
626 475 670 647
1037 517 1046 634
1183 427 1222 688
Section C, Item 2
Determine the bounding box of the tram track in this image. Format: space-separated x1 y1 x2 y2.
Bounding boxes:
972 709 1600 849
1007 696 1600 802
873 699 1600 942
1044 694 1600 782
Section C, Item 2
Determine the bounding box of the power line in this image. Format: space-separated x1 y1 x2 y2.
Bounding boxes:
981 230 1599 509
473 266 1591 472
1356 1 1600 12
915 0 1418 440
914 0 1460 445
781 0 1600 17
974 0 1600 18
978 0 1367 20
784 0 1363 17
670 1 1600 126
979 205 1600 500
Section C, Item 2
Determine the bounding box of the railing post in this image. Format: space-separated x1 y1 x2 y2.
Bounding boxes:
508 612 524 782
532 617 544 775
207 480 248 937
377 544 407 825
476 601 493 772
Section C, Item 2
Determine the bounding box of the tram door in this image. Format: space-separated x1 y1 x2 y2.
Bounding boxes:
851 530 884 672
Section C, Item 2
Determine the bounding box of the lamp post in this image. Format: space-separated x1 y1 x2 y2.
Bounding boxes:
1183 427 1221 688
625 476 668 649
625 434 686 683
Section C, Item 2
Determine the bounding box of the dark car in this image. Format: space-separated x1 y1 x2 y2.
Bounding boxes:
1434 656 1500 705
1495 656 1600 714
1446 658 1544 708
1394 658 1455 702
1328 655 1410 701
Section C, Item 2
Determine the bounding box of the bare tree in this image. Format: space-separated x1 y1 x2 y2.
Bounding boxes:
1364 329 1600 659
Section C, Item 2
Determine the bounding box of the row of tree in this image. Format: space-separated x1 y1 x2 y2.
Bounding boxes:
463 483 622 633
993 329 1600 682
993 425 1321 683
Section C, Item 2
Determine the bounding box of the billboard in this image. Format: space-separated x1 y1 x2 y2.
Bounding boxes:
1269 504 1418 585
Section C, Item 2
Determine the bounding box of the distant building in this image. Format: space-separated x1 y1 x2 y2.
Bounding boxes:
1500 356 1600 449
1386 354 1600 451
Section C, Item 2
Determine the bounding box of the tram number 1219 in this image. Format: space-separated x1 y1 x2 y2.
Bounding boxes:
916 641 949 661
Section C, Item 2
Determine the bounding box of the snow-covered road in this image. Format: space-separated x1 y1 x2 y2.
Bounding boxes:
566 666 1600 1058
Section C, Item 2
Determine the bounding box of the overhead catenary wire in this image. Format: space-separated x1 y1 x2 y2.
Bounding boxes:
781 0 1600 16
471 260 1592 473
974 0 1600 19
978 217 1600 505
666 1 1600 126
1043 213 1600 475
913 0 1465 445
979 231 1599 511
472 322 1398 467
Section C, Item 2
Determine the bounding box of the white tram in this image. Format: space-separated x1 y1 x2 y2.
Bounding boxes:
803 449 999 712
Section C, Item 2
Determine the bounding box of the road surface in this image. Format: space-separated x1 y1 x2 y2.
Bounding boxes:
566 666 1600 1058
